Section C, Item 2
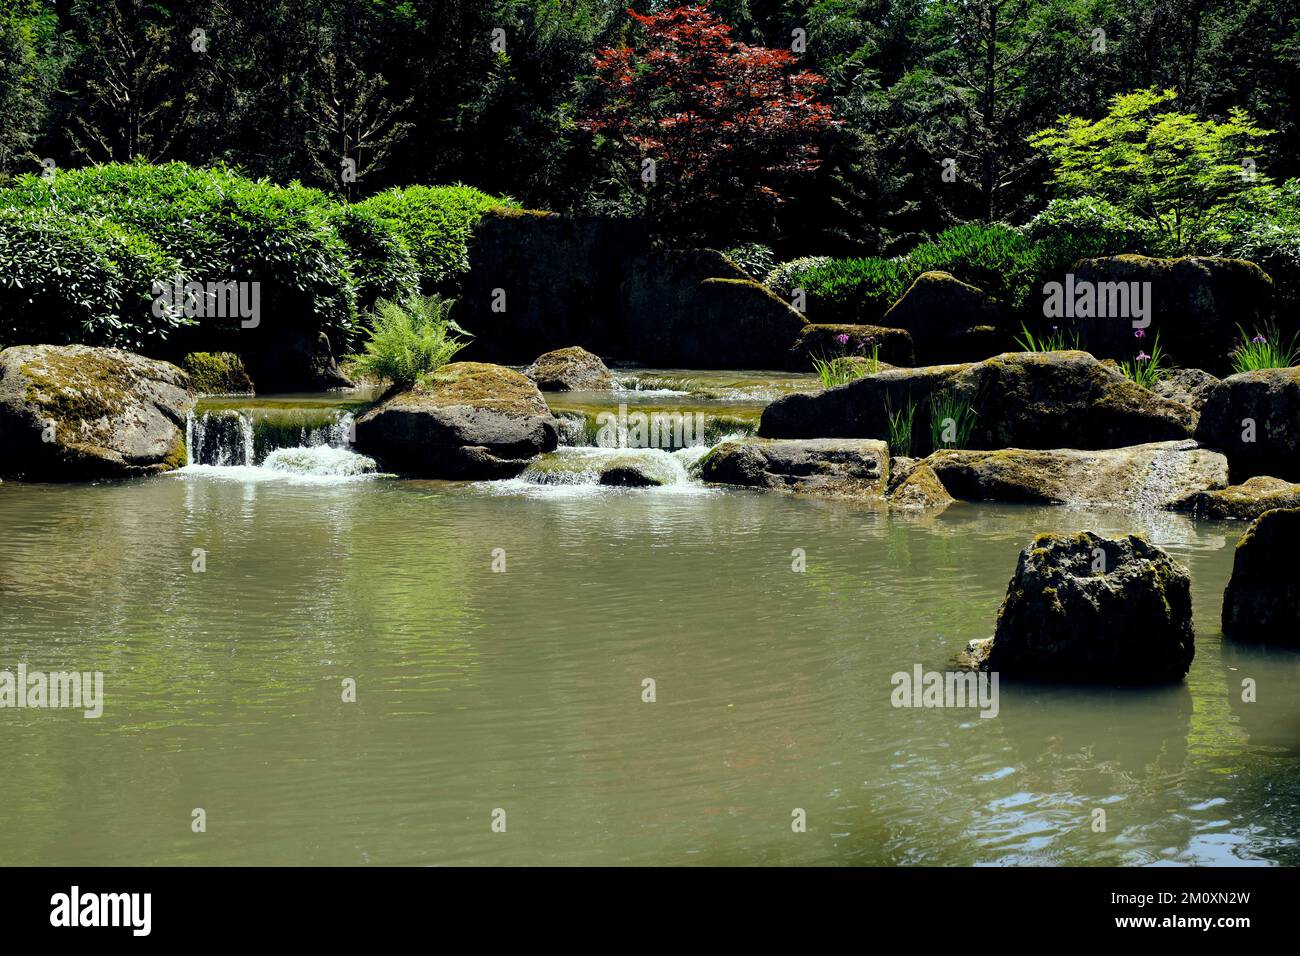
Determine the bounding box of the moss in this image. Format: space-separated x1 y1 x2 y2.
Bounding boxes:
490 207 558 220
161 431 188 471
21 351 137 434
412 361 546 415
182 352 253 395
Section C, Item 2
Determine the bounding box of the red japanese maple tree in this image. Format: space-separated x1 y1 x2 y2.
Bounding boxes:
582 4 835 241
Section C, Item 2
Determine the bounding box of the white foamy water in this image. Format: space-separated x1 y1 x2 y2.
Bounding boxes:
178 446 381 483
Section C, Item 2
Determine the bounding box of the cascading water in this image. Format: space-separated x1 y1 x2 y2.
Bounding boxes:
182 406 377 479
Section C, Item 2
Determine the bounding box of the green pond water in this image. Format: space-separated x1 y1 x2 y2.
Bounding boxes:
1 373 1298 866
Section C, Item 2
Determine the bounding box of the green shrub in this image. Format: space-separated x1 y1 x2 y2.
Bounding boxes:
797 255 908 324
721 242 777 282
1023 196 1164 287
1206 180 1300 310
0 161 359 348
0 205 189 351
763 255 831 297
353 185 519 291
330 204 420 310
928 391 978 450
348 294 470 389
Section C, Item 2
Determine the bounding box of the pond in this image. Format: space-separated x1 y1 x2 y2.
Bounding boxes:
1 370 1297 866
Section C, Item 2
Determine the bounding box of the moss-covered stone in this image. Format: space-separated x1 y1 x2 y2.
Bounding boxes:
526 346 612 391
0 344 193 481
182 352 254 395
1221 507 1300 644
881 270 1007 364
700 437 889 498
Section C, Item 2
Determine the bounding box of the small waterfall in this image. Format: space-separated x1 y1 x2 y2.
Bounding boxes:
553 408 757 451
183 406 370 476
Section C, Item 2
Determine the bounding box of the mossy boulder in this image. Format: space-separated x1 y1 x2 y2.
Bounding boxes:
622 250 809 368
1221 508 1300 644
927 440 1228 508
1150 367 1219 411
887 461 954 510
881 271 1006 364
1194 367 1300 481
700 437 888 497
1069 256 1275 373
788 323 915 369
975 531 1195 683
0 344 193 481
526 346 612 391
760 350 1193 450
353 361 558 478
1170 475 1300 521
182 352 254 395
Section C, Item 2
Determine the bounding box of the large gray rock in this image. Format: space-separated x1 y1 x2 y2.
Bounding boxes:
353 362 558 478
700 437 888 497
1221 508 1300 644
760 350 1194 451
970 531 1195 683
1067 256 1275 373
622 250 809 368
1169 475 1300 520
0 344 193 481
927 440 1228 508
1195 367 1300 481
525 346 611 391
880 271 1006 364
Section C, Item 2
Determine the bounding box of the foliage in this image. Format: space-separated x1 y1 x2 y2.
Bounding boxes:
1229 323 1300 374
928 390 978 451
1023 196 1165 281
884 394 916 457
0 205 188 351
763 256 831 297
348 294 470 389
353 185 518 291
721 243 777 282
1117 331 1168 388
581 3 835 243
330 204 420 310
812 346 880 388
1030 88 1276 252
1014 321 1082 353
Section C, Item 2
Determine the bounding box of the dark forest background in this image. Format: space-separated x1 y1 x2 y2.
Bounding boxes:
3 0 1299 257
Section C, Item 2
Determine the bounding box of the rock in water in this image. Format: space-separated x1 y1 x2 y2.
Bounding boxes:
353 362 558 478
526 346 612 391
1195 367 1300 481
981 531 1195 683
1221 507 1300 644
887 462 954 510
1169 475 1300 521
0 344 193 481
700 438 888 497
760 351 1192 449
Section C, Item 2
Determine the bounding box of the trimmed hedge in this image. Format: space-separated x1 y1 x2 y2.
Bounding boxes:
0 162 516 357
353 184 519 291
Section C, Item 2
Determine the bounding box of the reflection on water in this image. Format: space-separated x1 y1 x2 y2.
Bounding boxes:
0 475 1297 866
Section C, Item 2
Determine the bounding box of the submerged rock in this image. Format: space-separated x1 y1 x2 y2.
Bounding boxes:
978 531 1195 683
1169 475 1300 520
598 454 677 487
526 346 612 391
1195 367 1300 481
353 362 558 478
700 437 888 497
1068 255 1274 373
927 441 1228 508
0 344 192 481
760 350 1193 450
881 271 1006 364
788 323 915 369
1221 507 1300 644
